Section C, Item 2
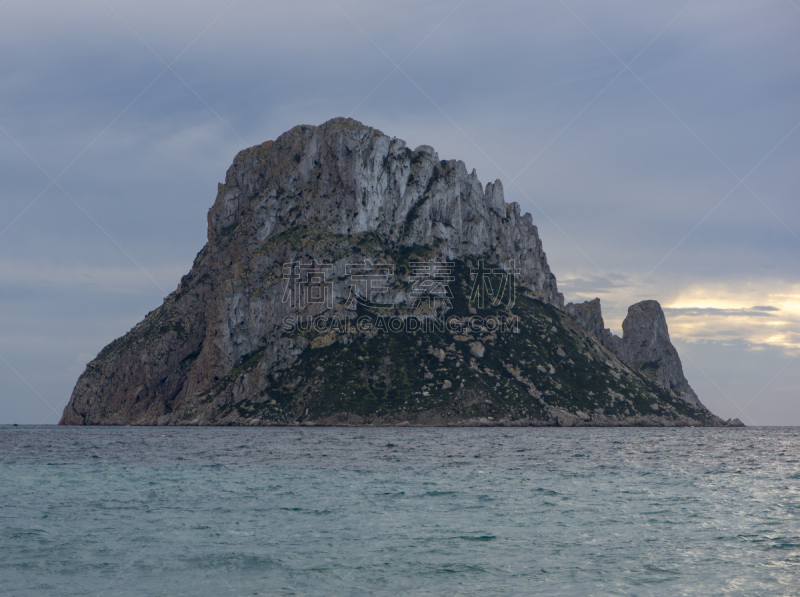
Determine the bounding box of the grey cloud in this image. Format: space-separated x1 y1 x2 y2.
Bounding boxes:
663 307 782 318
558 273 635 293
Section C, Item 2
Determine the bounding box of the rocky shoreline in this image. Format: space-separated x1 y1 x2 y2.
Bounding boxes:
153 408 744 428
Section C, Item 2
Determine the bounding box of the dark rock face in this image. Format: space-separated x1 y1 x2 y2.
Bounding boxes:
60 118 730 427
565 298 701 407
564 298 622 356
620 300 701 406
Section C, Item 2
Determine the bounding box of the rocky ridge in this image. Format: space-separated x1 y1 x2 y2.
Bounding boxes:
60 118 742 427
564 298 700 406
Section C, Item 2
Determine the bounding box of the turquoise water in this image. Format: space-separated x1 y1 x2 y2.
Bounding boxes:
1 426 799 596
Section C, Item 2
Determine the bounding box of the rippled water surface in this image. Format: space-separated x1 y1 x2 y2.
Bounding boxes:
1 426 799 596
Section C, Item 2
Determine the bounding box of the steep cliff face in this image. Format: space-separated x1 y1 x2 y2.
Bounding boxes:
564 298 622 355
60 118 734 427
565 298 701 407
207 118 561 304
620 301 701 406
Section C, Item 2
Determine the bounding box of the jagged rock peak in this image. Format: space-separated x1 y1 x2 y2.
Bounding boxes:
563 298 621 355
565 297 701 406
621 300 700 406
207 117 562 306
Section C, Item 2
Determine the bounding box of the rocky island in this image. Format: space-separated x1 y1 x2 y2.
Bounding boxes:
60 118 743 427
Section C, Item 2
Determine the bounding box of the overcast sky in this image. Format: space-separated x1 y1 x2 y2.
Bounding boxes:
1 0 798 425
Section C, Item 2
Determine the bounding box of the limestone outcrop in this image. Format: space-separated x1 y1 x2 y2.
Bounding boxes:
564 298 622 355
60 118 730 427
565 298 700 406
620 300 701 406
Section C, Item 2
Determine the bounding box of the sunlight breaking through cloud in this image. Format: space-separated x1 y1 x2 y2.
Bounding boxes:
664 283 800 355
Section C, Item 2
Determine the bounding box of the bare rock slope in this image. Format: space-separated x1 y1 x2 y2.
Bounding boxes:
60 118 740 427
565 298 700 406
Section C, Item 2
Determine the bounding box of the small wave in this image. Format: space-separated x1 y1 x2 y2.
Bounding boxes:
534 488 559 496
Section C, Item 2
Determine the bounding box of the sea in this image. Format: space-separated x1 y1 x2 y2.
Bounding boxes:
1 426 798 597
